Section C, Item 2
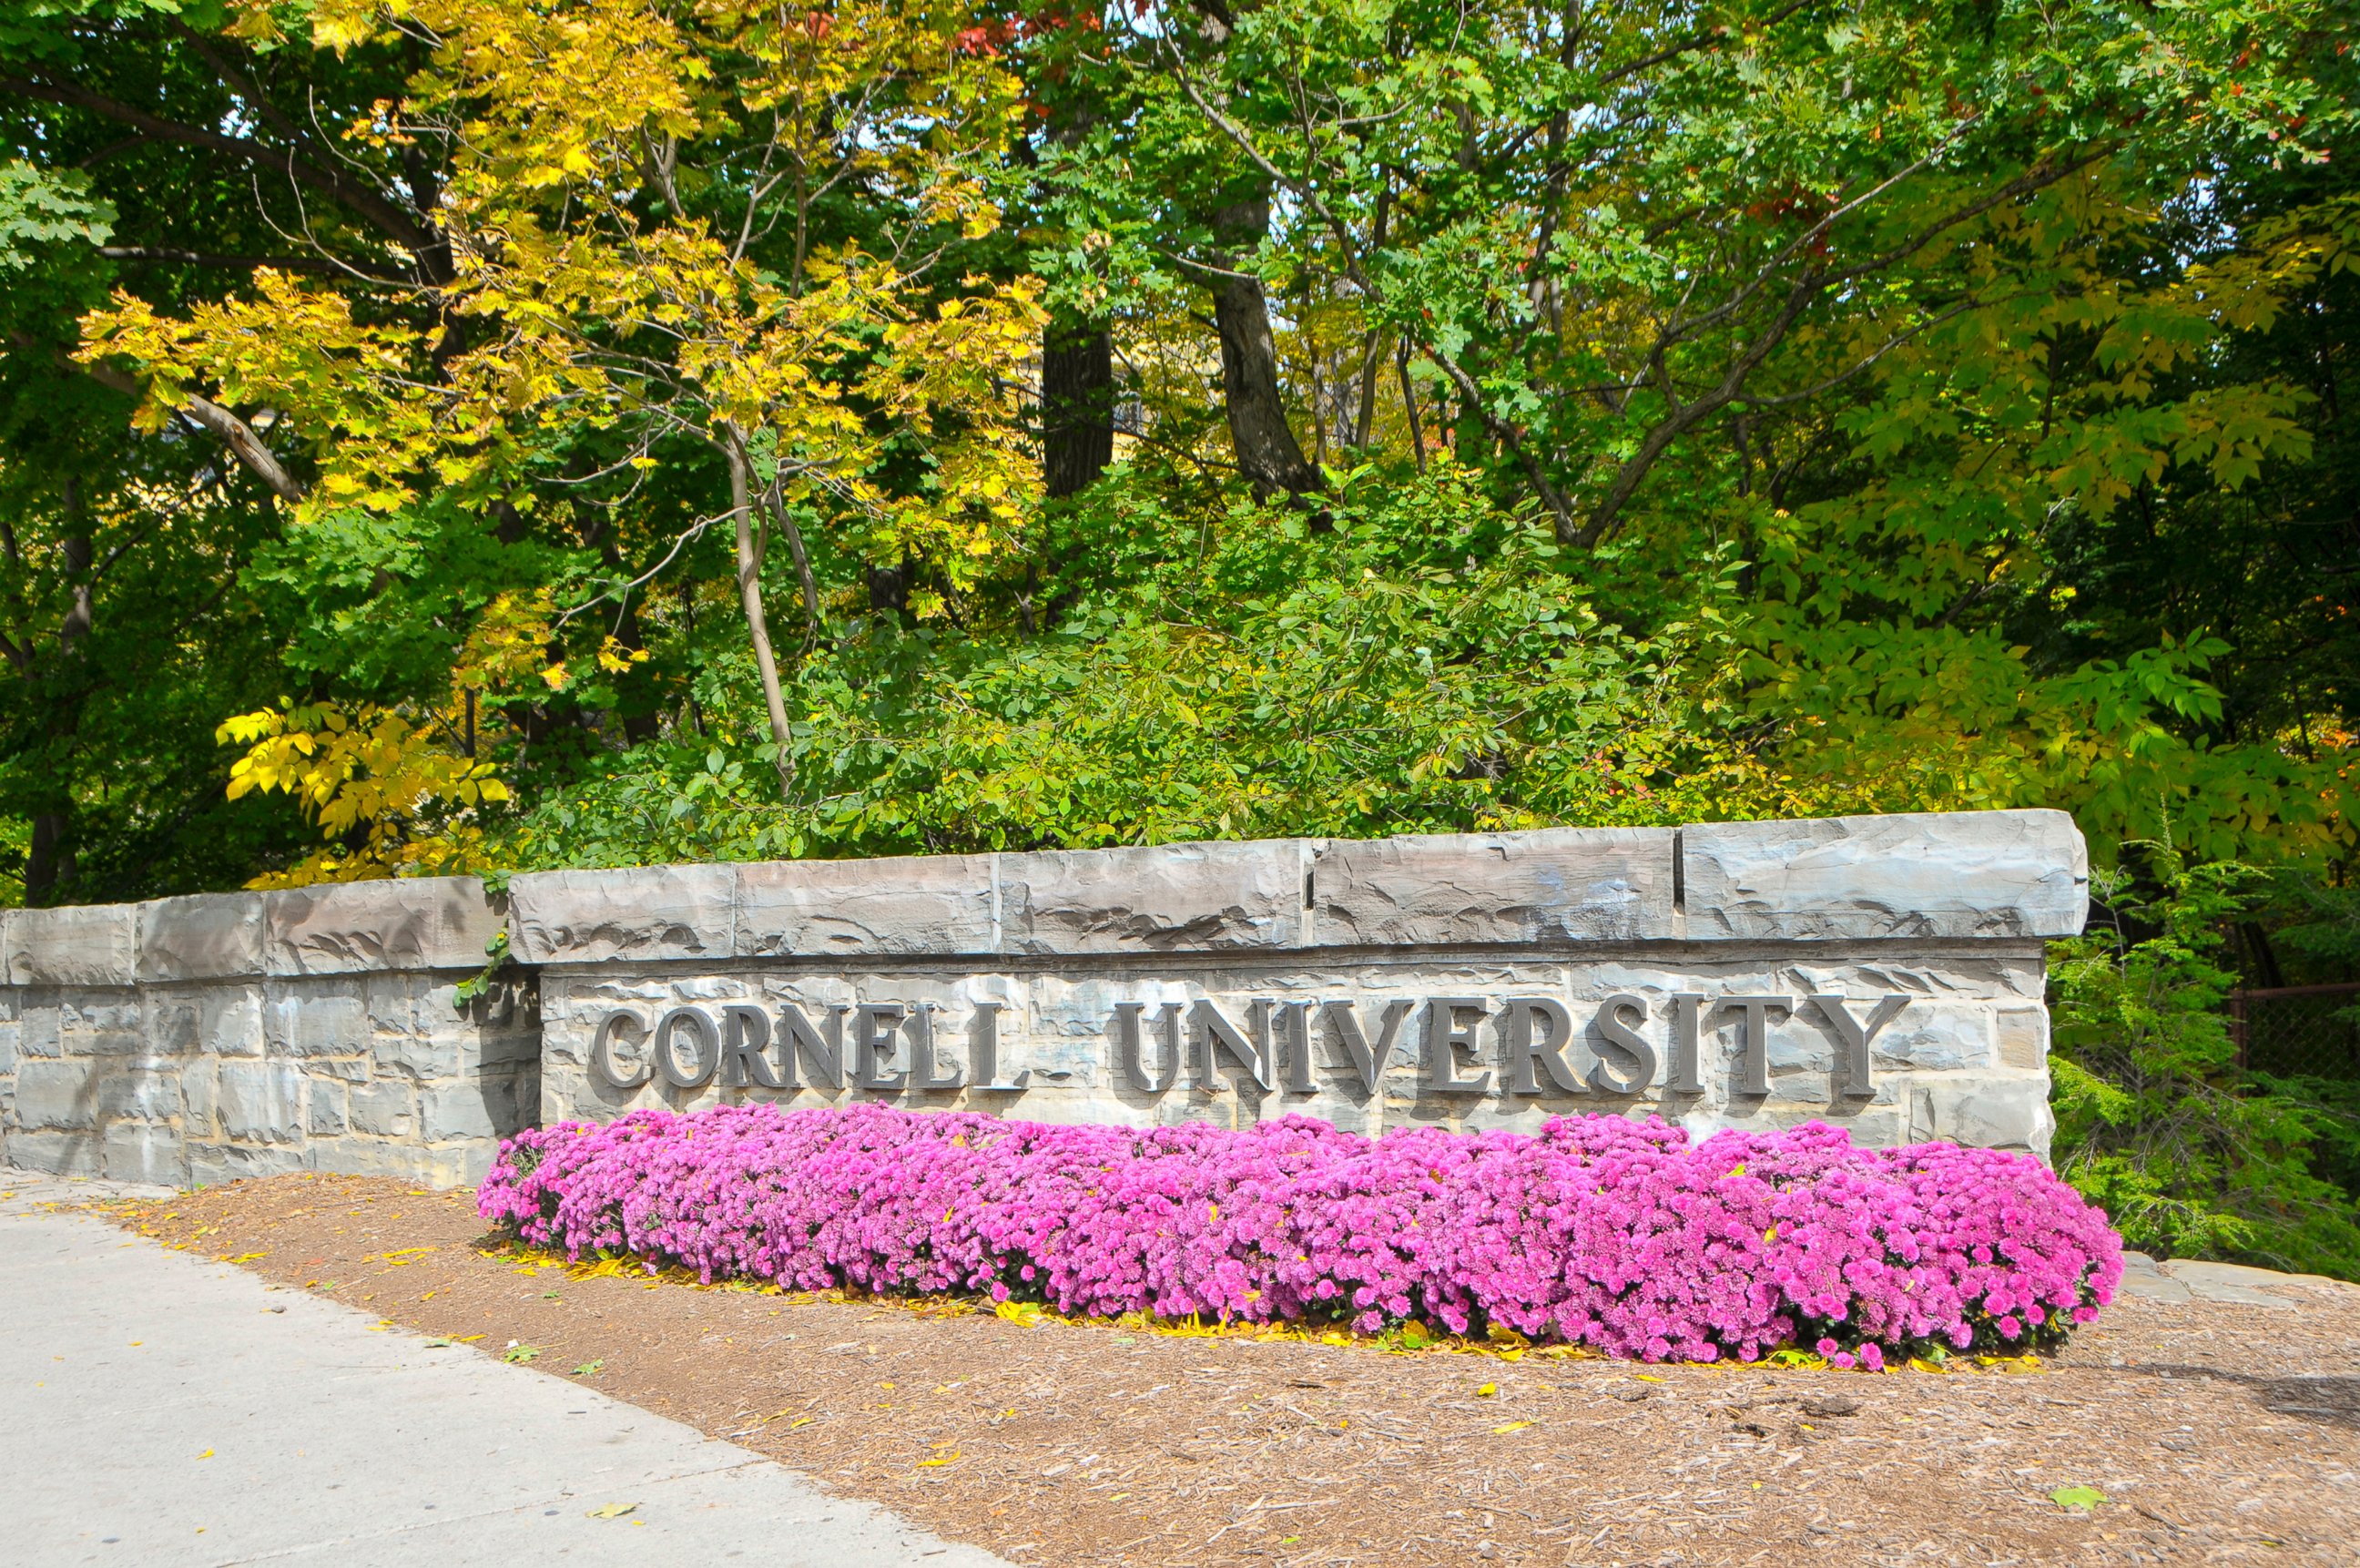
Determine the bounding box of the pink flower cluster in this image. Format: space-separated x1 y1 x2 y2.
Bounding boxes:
479 1103 2122 1363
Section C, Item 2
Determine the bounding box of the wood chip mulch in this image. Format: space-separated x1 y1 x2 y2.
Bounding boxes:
99 1175 2360 1567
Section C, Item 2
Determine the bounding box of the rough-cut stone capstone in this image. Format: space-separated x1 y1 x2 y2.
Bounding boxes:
8 903 137 987
736 855 995 958
265 879 504 975
999 840 1303 953
137 892 263 983
1311 828 1674 947
508 864 733 964
1680 809 2087 940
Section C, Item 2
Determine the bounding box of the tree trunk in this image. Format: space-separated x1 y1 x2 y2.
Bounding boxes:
1042 311 1115 498
1210 198 1321 499
724 433 796 797
25 811 72 906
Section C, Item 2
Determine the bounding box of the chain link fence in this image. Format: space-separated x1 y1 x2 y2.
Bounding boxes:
2233 983 2360 1080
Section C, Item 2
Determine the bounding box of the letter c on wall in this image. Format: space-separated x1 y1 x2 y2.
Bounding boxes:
590 1009 653 1090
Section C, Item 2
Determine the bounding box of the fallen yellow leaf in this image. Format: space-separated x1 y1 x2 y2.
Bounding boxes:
1492 1420 1532 1434
585 1502 638 1520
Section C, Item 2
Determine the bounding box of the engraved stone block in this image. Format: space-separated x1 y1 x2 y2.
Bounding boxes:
137 893 264 983
1312 828 1674 946
265 878 504 976
508 863 734 964
1681 809 2088 940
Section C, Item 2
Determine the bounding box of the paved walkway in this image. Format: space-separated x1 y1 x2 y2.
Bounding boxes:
1 1172 1010 1568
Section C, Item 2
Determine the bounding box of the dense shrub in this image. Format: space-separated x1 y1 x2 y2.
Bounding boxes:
482 1104 2122 1365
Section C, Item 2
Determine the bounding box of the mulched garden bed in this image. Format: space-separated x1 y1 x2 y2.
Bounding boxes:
101 1174 2360 1567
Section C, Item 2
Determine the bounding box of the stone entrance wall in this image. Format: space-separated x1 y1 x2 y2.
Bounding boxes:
0 882 536 1186
0 809 2086 1189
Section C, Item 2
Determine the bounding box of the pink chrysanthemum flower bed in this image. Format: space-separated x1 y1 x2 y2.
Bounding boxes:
480 1102 2122 1366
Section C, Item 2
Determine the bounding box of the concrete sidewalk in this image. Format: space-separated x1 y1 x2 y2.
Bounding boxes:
1 1171 1012 1568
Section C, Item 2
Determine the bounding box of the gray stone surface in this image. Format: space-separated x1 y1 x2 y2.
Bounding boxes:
1001 839 1303 953
737 853 997 957
1312 828 1673 946
1681 809 2088 939
0 811 2089 1187
12 1057 100 1129
137 891 264 982
266 878 504 975
8 901 137 986
509 863 735 964
0 1176 1013 1568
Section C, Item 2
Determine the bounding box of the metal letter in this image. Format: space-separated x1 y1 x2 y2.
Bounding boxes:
1111 1002 1180 1094
1423 997 1492 1095
970 1002 1031 1091
1503 997 1582 1095
853 1002 907 1091
1719 995 1793 1097
1809 993 1909 1099
905 1002 966 1091
1667 993 1706 1094
720 1003 784 1090
1590 993 1659 1096
653 1006 721 1090
1321 998 1416 1096
590 1009 653 1090
778 1002 846 1089
1188 999 1274 1092
1277 1000 1317 1093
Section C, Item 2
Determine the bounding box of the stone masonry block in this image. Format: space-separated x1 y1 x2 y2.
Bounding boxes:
420 1080 508 1143
265 878 504 976
1312 828 1675 947
1929 1074 2055 1156
102 1123 187 1186
1995 1008 2049 1070
16 993 59 1058
186 1141 304 1185
13 1059 100 1130
267 983 369 1058
96 1063 183 1124
137 893 264 983
508 863 733 964
1681 809 2088 940
363 972 430 1037
309 1078 349 1136
216 1060 303 1144
371 1026 459 1081
349 1081 417 1139
7 902 137 986
61 991 145 1055
1000 840 1303 954
5 1128 102 1177
735 854 995 958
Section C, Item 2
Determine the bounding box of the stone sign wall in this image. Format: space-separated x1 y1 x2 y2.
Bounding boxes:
0 881 536 1186
522 811 2084 1156
0 809 2086 1189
